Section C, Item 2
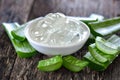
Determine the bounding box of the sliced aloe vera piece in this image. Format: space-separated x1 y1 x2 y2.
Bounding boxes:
107 35 120 47
63 55 89 72
84 35 120 71
107 35 120 51
84 52 110 71
37 55 63 72
2 23 36 58
89 44 107 63
84 51 117 71
95 36 118 55
88 17 120 36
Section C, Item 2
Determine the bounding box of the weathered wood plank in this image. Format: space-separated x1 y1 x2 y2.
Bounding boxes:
0 0 34 80
114 0 120 16
29 0 120 19
0 34 16 80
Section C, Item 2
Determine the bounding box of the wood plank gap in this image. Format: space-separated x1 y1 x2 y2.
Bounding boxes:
27 0 37 21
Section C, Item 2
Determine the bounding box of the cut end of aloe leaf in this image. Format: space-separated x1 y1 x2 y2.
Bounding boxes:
17 50 37 58
95 36 118 55
11 30 25 41
63 55 89 72
84 52 109 71
107 35 120 47
11 24 26 41
89 43 108 63
37 55 63 72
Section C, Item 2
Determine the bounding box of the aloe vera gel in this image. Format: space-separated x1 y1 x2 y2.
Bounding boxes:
29 13 87 46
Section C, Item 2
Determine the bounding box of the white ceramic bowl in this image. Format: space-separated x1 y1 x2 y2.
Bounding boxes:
24 17 90 56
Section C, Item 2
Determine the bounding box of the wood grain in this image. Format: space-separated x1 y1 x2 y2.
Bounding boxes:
0 0 120 80
0 0 34 80
29 0 120 20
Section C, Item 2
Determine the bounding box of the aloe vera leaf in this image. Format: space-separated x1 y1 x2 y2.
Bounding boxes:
89 43 108 63
37 55 63 72
63 55 89 72
2 23 37 58
95 36 118 55
88 17 120 36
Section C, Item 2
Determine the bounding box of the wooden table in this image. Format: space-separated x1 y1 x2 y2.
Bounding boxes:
0 0 120 80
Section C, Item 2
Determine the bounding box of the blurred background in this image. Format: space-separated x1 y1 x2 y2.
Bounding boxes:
0 0 120 24
29 0 120 19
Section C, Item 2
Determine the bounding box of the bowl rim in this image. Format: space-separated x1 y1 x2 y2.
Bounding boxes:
24 17 90 48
